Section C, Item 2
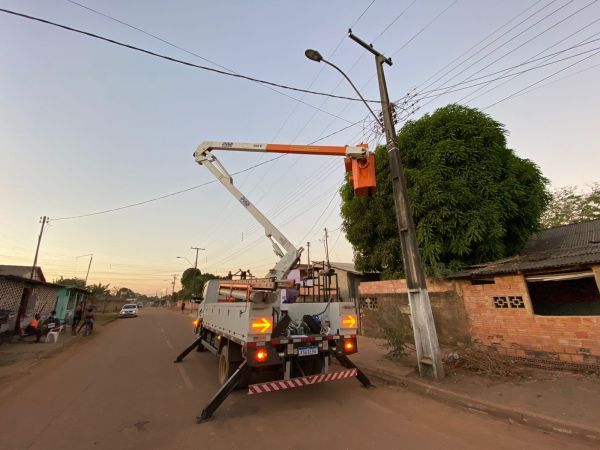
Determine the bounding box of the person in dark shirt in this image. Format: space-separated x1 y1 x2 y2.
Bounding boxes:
72 304 83 335
42 310 59 332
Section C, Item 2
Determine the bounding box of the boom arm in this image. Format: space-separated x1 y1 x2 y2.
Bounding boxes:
194 148 301 281
193 141 374 281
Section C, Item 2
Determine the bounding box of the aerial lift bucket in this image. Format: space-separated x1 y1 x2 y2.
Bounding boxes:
345 153 376 196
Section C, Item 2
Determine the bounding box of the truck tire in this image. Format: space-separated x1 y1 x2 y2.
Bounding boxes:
218 345 236 385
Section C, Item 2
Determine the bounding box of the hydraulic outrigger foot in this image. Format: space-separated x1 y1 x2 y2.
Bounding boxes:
334 352 374 388
196 362 251 424
173 336 201 363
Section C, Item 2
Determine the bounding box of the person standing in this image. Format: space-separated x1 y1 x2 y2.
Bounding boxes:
180 300 186 314
72 304 82 335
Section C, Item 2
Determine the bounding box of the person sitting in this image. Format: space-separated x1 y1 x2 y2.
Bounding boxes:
42 310 60 332
23 314 42 342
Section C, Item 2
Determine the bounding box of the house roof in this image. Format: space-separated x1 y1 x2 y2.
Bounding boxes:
0 265 46 282
451 219 600 278
0 274 58 288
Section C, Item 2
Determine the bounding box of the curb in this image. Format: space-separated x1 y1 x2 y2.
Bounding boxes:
361 366 600 443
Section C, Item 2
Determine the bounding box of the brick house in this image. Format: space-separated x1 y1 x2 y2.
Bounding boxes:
450 219 600 369
0 266 60 333
359 219 600 369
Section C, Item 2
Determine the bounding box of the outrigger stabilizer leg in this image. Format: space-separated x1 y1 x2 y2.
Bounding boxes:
196 361 251 424
334 353 373 388
173 336 201 363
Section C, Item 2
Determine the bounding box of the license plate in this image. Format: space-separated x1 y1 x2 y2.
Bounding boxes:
297 346 318 357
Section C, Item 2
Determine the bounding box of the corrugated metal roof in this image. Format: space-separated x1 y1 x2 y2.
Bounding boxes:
451 219 600 277
0 265 46 282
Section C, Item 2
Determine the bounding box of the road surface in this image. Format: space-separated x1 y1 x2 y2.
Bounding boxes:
0 308 592 450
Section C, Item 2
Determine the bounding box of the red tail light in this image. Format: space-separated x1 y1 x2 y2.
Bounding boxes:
344 340 355 353
255 349 268 363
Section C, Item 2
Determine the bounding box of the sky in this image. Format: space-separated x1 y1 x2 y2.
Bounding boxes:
1 0 599 295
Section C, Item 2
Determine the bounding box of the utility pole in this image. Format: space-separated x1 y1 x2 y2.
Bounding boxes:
30 216 48 279
171 274 177 301
323 228 330 267
348 30 444 379
76 253 94 286
306 241 311 271
190 246 205 299
190 246 205 270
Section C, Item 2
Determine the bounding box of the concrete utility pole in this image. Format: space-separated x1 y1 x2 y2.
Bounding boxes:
190 246 205 270
76 253 94 286
323 228 330 267
30 216 48 280
190 247 205 298
348 30 444 379
171 274 177 300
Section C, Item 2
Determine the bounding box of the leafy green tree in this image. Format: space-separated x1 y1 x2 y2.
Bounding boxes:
341 104 549 277
180 268 218 299
54 277 86 288
541 183 600 228
89 283 111 296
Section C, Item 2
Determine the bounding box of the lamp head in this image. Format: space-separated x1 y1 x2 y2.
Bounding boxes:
305 49 323 62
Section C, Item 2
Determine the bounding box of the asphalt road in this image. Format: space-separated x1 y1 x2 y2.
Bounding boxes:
0 308 593 450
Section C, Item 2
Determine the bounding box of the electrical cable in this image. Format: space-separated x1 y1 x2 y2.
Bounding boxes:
414 0 576 104
0 8 381 104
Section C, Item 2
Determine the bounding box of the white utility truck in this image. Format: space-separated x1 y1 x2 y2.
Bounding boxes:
174 141 376 423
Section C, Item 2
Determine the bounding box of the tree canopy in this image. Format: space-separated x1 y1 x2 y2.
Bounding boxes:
541 183 600 228
179 268 218 299
341 104 549 278
53 277 86 288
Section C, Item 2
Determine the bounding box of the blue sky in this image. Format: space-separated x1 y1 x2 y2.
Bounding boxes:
1 0 599 294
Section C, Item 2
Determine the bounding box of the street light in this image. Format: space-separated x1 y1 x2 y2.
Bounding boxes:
304 49 382 128
176 256 194 267
305 35 444 380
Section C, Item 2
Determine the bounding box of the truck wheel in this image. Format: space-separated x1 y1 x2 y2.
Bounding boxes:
218 345 236 385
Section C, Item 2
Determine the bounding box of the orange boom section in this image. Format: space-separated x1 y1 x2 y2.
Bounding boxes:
265 143 375 196
265 143 351 156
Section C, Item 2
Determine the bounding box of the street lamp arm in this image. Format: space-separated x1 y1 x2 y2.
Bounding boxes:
176 256 194 267
305 49 382 129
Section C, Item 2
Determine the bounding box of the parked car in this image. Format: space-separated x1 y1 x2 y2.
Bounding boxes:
119 304 138 318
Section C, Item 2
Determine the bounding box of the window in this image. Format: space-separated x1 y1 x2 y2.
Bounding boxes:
526 271 600 316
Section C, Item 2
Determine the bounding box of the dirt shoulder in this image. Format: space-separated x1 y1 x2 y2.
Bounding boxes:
0 313 118 397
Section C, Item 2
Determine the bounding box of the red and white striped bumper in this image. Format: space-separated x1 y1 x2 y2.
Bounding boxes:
248 368 357 395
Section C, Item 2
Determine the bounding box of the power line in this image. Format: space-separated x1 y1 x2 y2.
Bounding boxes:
461 19 600 103
414 0 547 91
51 155 284 221
371 0 417 42
0 8 380 104
416 0 575 102
483 46 600 109
410 39 600 100
50 115 366 222
415 0 552 93
391 0 459 57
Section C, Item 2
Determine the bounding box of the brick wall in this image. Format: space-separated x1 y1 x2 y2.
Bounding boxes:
457 271 600 368
358 279 470 345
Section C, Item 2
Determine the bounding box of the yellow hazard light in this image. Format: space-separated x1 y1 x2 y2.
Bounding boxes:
341 315 357 328
193 319 199 327
250 317 272 333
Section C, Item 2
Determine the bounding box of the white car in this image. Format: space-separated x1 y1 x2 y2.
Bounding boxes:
119 304 138 318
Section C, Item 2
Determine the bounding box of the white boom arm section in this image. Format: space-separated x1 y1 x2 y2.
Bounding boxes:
194 146 302 281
